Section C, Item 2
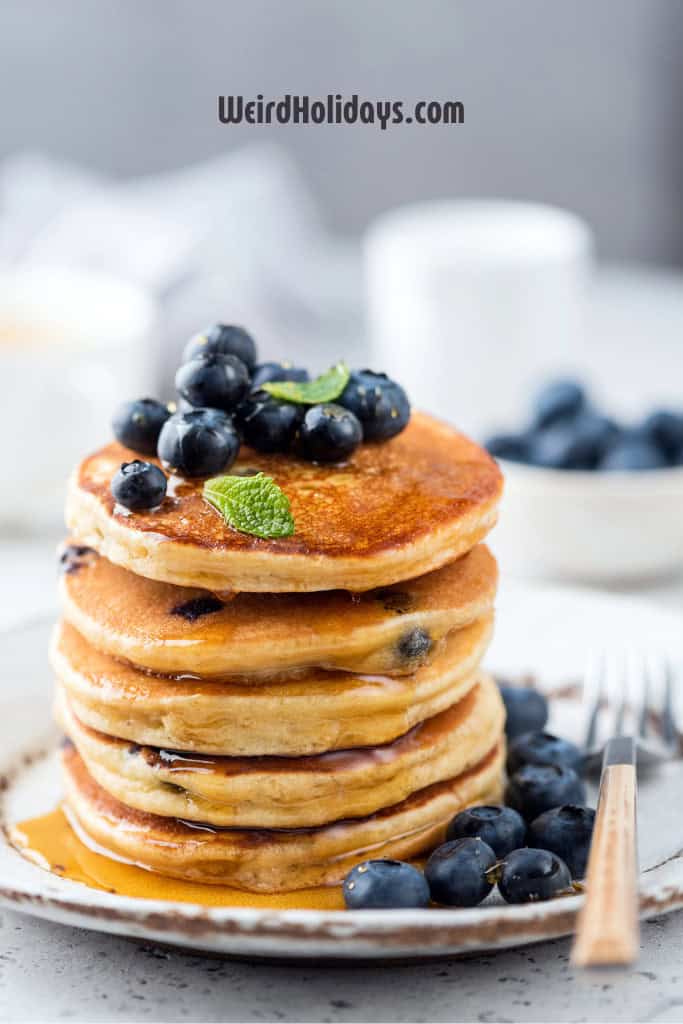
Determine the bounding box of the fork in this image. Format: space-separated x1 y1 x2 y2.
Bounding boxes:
582 653 679 774
571 652 679 967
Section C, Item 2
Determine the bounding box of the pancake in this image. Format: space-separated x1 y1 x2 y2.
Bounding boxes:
65 413 502 592
51 616 493 755
60 544 497 679
57 675 504 828
61 741 505 891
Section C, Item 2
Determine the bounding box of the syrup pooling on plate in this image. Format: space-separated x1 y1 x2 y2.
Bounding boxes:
11 807 344 910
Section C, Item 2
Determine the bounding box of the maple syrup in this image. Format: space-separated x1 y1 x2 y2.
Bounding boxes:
11 806 344 911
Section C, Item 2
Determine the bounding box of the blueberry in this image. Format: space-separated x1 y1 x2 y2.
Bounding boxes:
484 433 531 463
599 435 669 471
170 595 224 622
59 544 96 574
343 859 430 909
529 425 578 469
112 398 171 456
532 379 586 429
641 410 683 460
507 731 583 776
506 764 586 822
446 805 527 859
298 403 363 463
425 837 497 907
338 370 410 442
183 324 257 369
397 627 432 662
498 847 572 903
497 685 548 740
176 352 250 413
157 409 240 478
528 805 596 879
251 361 310 390
110 460 167 511
530 413 619 470
236 392 304 453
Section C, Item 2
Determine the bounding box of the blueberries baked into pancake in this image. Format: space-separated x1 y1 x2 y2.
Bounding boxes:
170 595 225 622
59 544 96 575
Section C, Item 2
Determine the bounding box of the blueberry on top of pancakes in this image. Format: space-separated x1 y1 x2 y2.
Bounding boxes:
298 403 363 463
236 391 304 453
157 409 240 478
251 361 309 390
112 398 171 456
111 461 167 512
175 352 250 413
338 369 410 442
183 324 257 370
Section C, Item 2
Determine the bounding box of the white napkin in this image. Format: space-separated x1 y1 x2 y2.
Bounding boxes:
0 145 363 385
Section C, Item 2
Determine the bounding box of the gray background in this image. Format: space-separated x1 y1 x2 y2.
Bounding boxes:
2 0 683 262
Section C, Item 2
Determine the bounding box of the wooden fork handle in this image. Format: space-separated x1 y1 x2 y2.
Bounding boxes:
571 763 639 966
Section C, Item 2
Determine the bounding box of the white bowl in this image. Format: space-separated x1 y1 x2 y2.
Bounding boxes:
491 458 683 584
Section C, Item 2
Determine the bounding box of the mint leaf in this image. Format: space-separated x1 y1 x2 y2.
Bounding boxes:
262 361 350 404
203 473 294 539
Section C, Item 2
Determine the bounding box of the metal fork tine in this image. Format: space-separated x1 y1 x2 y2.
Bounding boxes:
615 693 628 736
639 655 652 739
583 650 605 751
583 650 678 774
614 652 631 737
660 659 678 749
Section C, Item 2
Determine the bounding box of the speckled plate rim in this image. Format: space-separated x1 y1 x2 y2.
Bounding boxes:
2 587 683 960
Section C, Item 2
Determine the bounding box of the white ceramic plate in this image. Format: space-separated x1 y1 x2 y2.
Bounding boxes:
2 581 683 960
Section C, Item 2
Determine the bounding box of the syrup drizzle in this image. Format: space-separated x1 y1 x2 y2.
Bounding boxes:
11 806 344 910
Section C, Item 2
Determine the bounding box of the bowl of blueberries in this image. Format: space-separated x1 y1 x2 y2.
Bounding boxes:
485 379 683 583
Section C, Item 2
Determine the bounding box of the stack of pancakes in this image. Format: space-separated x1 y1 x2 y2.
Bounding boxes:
52 412 505 893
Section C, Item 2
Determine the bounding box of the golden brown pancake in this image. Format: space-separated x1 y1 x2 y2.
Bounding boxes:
52 616 492 755
61 741 505 891
66 413 502 592
57 675 504 828
60 544 497 679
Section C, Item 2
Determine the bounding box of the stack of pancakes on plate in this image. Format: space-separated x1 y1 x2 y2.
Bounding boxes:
52 412 505 893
